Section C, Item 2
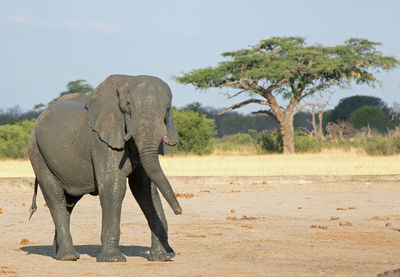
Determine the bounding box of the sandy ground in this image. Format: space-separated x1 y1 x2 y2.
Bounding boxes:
2 176 400 276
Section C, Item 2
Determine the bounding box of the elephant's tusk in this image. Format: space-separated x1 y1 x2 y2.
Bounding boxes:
163 136 178 146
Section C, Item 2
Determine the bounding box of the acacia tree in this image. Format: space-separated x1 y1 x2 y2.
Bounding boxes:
174 37 399 154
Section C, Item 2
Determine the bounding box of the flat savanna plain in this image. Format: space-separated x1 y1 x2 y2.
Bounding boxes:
1 151 400 276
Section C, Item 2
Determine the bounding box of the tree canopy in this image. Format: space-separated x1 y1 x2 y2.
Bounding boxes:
330 95 390 123
175 36 399 153
350 105 389 133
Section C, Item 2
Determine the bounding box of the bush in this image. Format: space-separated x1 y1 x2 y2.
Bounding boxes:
171 109 217 155
257 129 326 153
362 134 400 155
294 132 324 153
350 105 388 133
257 130 283 153
0 119 35 158
214 133 259 154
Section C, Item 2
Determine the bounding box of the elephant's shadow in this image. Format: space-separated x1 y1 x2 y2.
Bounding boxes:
20 245 150 260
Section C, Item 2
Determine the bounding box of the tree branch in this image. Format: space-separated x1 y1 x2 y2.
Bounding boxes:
264 77 290 94
251 110 278 121
222 89 247 99
216 99 269 115
302 82 330 98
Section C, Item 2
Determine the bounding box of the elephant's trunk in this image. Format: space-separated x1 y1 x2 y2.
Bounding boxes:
130 119 181 215
139 147 181 215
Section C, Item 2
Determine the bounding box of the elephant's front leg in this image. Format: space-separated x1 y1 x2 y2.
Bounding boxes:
97 174 127 262
129 165 175 261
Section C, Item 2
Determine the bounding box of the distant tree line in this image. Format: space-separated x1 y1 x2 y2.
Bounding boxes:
0 106 41 125
1 76 400 158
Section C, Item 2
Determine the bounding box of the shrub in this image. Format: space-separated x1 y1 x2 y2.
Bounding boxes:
362 134 400 155
0 119 35 158
214 133 259 154
294 132 324 153
257 129 326 153
171 109 217 155
350 105 388 133
257 130 283 153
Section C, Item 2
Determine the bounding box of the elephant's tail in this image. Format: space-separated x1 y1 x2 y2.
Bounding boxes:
29 178 38 220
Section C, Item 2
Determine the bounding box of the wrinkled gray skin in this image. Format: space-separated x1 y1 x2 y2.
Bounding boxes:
28 75 181 262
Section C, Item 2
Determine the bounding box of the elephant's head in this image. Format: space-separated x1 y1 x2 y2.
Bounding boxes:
85 75 181 214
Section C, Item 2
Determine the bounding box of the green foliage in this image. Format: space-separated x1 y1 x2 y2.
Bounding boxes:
330 95 389 122
61 80 93 95
362 134 400 155
257 130 283 153
171 109 217 155
175 37 399 96
181 102 208 114
0 119 35 158
214 133 259 154
350 105 388 132
293 131 324 153
256 129 324 153
218 114 257 135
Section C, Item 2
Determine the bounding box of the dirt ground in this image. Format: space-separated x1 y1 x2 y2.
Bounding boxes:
2 175 400 276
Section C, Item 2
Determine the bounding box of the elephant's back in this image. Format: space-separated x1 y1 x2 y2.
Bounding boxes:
33 95 96 195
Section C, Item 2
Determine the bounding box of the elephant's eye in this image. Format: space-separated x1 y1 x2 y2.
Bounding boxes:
164 108 170 124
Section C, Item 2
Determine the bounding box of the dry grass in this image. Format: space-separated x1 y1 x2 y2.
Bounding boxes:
1 149 399 178
161 149 400 176
0 159 35 178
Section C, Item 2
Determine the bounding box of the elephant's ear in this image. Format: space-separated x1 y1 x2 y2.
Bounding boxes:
159 111 179 155
85 79 126 150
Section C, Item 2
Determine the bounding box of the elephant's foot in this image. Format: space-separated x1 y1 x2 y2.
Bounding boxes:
55 246 80 261
96 248 126 262
149 244 175 261
53 237 80 261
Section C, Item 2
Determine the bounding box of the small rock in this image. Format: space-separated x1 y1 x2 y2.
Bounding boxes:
19 238 30 245
339 222 353 227
310 225 328 230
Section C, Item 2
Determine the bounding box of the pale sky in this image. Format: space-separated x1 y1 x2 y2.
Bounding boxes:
1 0 400 113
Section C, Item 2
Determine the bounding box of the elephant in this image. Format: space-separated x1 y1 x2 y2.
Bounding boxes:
28 74 182 262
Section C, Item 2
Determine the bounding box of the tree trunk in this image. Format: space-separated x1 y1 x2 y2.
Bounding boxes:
317 111 324 139
310 112 317 137
279 115 295 154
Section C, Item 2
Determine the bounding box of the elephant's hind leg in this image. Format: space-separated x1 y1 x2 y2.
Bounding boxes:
36 164 80 261
52 193 82 260
129 165 175 261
